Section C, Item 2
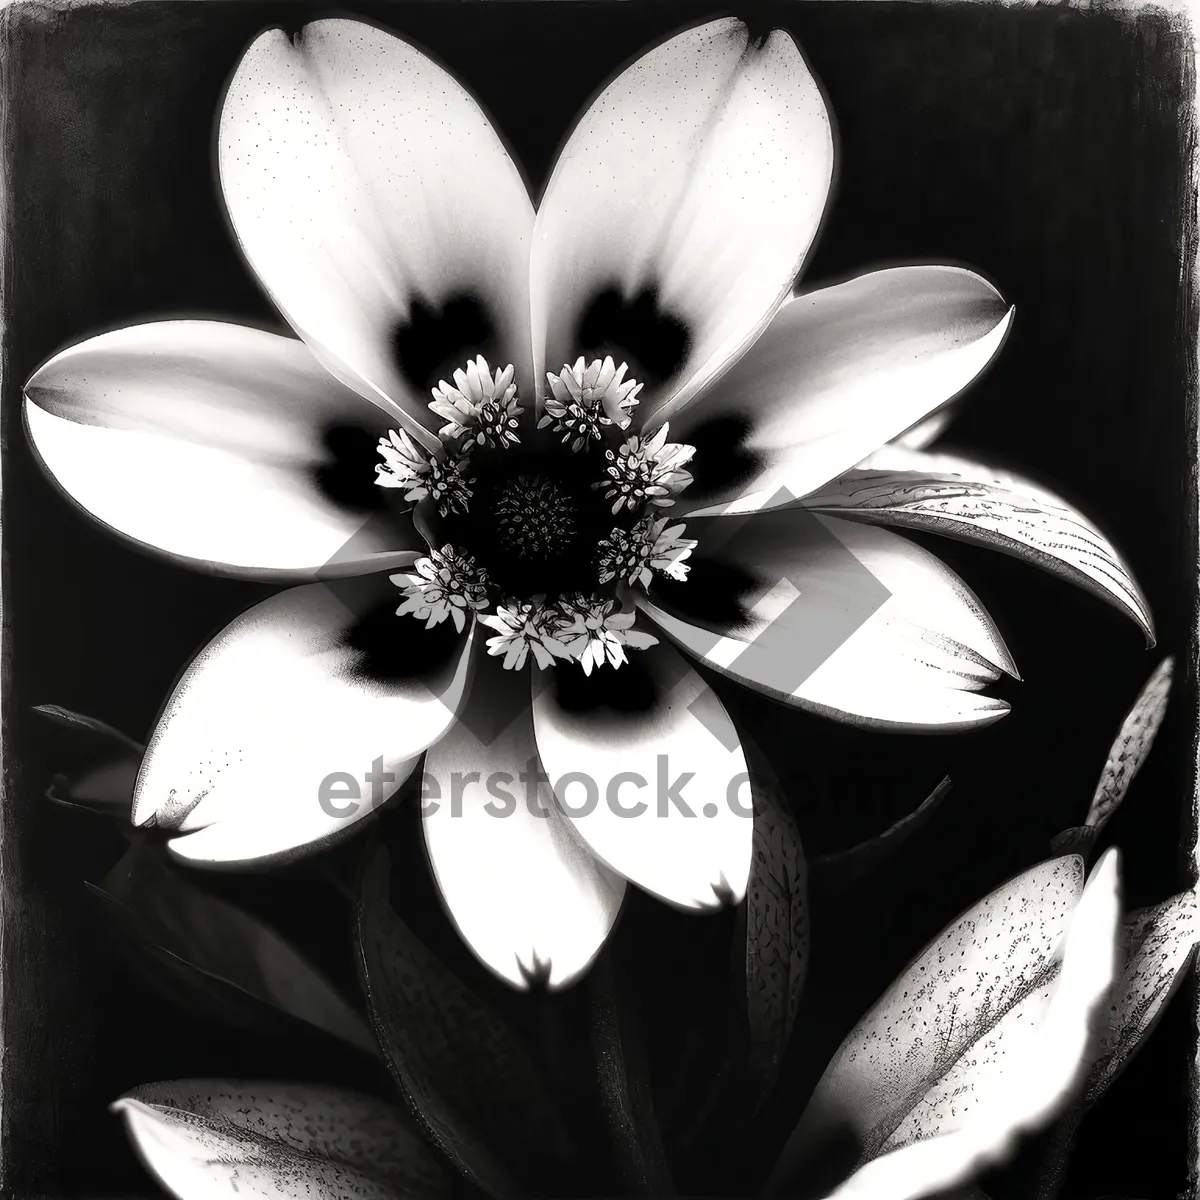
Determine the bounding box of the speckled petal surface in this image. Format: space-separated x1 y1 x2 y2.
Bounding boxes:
132 577 472 868
531 17 833 427
1086 890 1199 1101
821 852 1121 1200
219 20 534 442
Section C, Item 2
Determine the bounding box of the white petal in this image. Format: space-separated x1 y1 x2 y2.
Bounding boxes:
219 20 534 439
423 657 625 990
675 268 1012 516
824 850 1121 1200
116 1099 400 1200
531 17 832 425
135 578 472 867
24 322 422 579
530 643 754 910
890 406 959 451
640 512 1015 731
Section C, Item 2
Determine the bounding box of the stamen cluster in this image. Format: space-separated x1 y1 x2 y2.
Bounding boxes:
376 429 473 516
597 518 696 589
429 356 522 448
538 356 643 451
375 354 701 673
599 424 695 513
392 546 490 633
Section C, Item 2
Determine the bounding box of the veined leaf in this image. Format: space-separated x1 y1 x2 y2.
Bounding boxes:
802 449 1153 644
1048 825 1098 859
111 1080 447 1200
744 746 809 1093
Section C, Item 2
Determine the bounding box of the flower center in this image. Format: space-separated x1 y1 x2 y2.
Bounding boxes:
447 448 622 600
495 474 577 560
375 353 699 672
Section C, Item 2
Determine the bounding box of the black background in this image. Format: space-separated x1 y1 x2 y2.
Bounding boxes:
1 1 1196 1197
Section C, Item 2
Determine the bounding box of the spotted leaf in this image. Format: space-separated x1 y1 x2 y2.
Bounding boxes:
1084 656 1173 832
768 855 1087 1189
111 1080 447 1200
1086 890 1199 1102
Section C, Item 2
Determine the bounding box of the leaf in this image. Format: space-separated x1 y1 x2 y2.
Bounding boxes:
743 750 810 1093
91 846 374 1053
1086 890 1199 1103
801 449 1154 644
111 1080 447 1200
818 852 1121 1200
35 704 143 817
589 954 675 1195
1084 657 1173 832
811 777 953 895
767 855 1087 1191
1048 826 1098 858
355 839 575 1198
669 753 809 1183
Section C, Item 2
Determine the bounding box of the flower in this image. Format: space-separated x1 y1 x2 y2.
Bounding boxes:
376 428 475 516
479 599 573 671
555 595 660 675
598 422 695 513
597 517 696 589
539 354 643 449
23 16 1152 989
429 355 523 447
393 546 490 633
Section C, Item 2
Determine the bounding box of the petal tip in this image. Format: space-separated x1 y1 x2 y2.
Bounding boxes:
515 950 554 991
108 1096 154 1121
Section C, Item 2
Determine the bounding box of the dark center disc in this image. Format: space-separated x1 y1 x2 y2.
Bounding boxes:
446 446 630 599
